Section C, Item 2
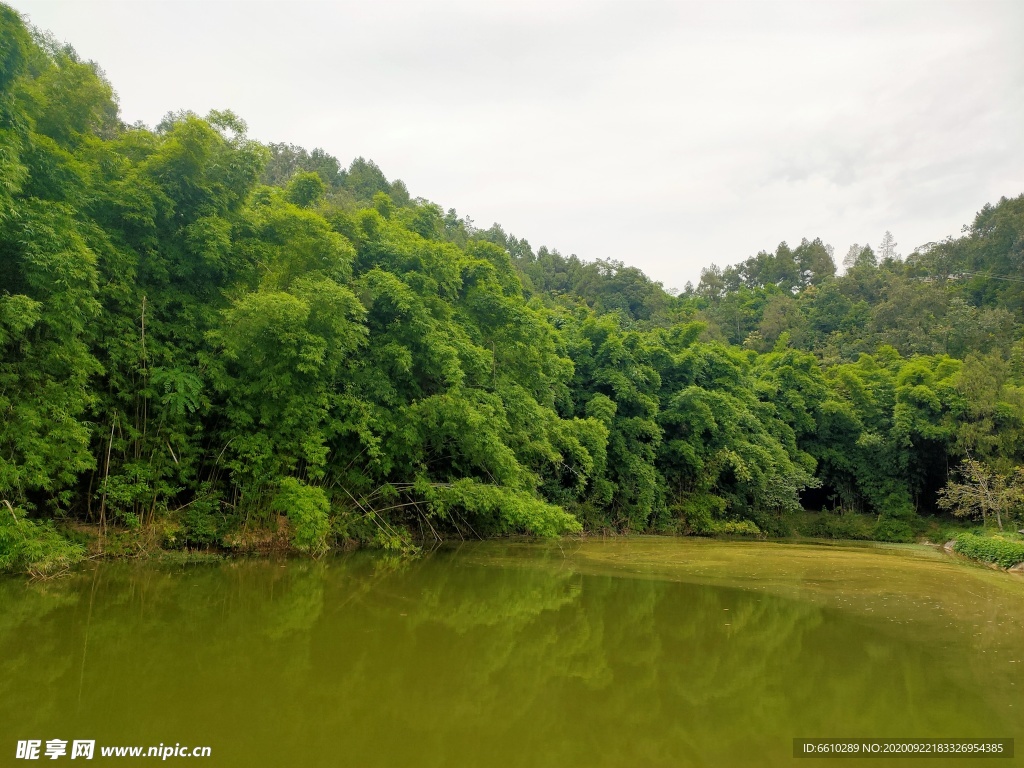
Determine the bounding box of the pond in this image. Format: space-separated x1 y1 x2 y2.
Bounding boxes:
1 538 1022 766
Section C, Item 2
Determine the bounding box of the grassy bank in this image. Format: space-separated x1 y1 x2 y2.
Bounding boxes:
4 505 1022 578
952 531 1024 569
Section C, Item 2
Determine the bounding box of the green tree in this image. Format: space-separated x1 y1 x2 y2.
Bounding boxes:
938 458 1023 531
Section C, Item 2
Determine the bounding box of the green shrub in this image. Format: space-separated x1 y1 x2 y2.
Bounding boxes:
953 532 1024 568
423 479 581 537
181 496 221 546
713 520 761 536
0 503 85 576
872 516 915 543
677 492 727 535
273 478 331 555
921 520 972 546
799 512 873 540
748 509 793 537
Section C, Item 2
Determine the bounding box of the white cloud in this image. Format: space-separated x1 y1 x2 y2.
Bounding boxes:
12 0 1024 288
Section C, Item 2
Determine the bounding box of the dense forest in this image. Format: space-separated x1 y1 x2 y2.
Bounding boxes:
2 5 1024 574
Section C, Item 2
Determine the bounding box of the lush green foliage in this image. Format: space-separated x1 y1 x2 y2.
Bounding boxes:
2 5 1024 569
0 501 85 576
953 532 1024 568
937 458 1024 531
793 511 874 541
273 478 331 555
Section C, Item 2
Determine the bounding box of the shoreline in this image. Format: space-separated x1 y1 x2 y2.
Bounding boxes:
8 521 1023 579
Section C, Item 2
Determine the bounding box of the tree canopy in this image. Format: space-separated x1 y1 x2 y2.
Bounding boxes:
1 4 1023 572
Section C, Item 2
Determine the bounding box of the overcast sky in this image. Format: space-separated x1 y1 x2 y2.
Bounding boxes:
11 0 1024 289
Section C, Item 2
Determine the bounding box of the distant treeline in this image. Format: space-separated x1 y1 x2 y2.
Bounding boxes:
2 4 1023 573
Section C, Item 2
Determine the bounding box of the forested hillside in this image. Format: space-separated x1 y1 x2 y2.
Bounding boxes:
3 5 1024 574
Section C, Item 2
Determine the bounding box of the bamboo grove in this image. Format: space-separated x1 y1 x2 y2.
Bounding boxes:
2 6 1024 572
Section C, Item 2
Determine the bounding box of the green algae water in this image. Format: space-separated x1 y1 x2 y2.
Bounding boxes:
1 539 1022 767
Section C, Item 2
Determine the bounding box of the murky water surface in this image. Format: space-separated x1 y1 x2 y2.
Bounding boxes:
2 538 1022 766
